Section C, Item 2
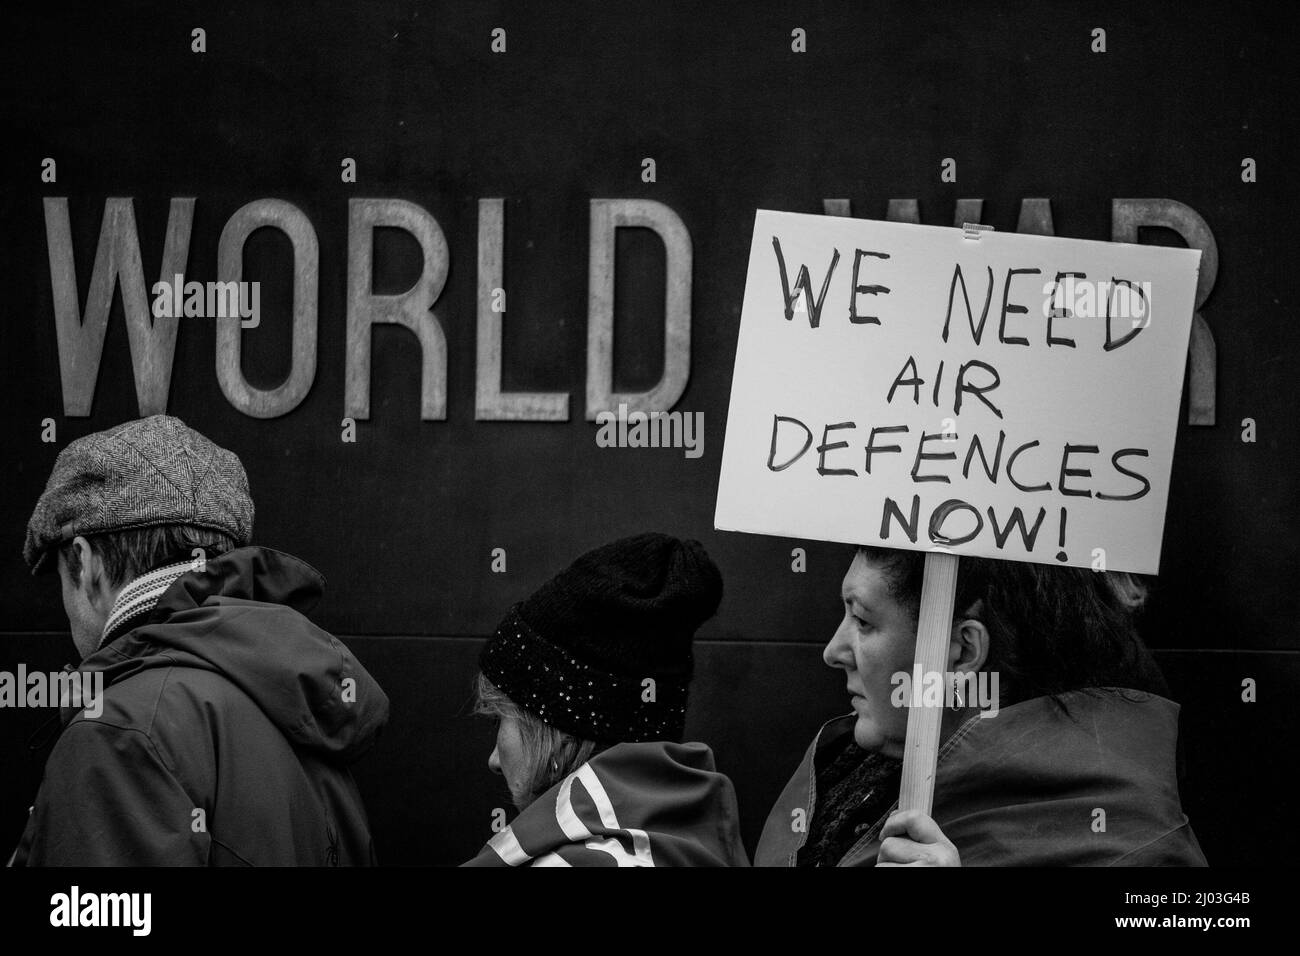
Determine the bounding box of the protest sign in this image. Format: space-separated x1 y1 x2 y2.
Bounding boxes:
716 211 1201 575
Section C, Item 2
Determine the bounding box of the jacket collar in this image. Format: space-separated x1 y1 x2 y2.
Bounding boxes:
95 546 327 655
99 560 194 649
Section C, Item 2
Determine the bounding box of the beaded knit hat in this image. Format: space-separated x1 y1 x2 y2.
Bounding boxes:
480 532 723 744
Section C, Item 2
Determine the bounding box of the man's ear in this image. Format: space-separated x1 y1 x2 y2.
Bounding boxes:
70 536 104 598
947 598 990 673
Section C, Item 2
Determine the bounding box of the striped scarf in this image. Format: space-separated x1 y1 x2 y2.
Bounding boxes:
99 561 194 649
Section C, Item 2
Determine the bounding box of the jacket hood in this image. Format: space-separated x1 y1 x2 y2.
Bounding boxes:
463 740 750 867
74 546 389 764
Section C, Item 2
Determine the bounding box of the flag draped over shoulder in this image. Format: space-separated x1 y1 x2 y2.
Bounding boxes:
463 740 750 867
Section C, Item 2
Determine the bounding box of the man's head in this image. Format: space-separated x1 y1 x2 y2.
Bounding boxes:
25 415 254 657
56 526 240 657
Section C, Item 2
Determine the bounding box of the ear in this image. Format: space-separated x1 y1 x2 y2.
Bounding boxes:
68 536 95 592
947 598 990 673
70 536 113 608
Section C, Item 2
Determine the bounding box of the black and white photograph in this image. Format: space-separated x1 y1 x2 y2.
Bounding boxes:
0 0 1292 936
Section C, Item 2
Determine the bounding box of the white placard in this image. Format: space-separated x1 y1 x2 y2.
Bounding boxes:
715 211 1201 574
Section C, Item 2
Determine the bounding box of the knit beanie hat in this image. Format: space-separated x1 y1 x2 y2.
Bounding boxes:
480 532 723 744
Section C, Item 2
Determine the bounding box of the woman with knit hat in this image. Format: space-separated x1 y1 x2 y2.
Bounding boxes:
462 532 750 867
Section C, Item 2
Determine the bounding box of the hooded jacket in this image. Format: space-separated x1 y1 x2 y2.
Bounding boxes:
12 547 389 866
755 689 1207 867
463 740 751 867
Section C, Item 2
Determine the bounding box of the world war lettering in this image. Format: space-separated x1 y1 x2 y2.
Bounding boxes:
41 196 1214 427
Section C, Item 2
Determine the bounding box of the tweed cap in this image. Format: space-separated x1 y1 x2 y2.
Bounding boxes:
24 415 254 574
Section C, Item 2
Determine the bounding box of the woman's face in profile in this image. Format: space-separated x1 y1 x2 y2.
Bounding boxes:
823 551 919 758
488 715 531 809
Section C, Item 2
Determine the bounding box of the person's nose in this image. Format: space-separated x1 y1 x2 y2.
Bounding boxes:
488 744 502 775
823 618 854 671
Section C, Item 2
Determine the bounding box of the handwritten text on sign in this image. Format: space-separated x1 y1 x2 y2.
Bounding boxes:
715 211 1201 574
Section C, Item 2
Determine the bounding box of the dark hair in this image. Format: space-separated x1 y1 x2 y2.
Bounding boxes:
60 525 238 589
858 546 1169 706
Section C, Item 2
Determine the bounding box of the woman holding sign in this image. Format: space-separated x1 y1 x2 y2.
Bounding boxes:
754 547 1207 866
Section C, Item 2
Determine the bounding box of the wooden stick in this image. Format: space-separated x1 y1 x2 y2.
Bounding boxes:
898 551 960 814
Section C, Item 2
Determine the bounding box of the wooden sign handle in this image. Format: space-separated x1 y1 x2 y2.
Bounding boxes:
898 551 960 814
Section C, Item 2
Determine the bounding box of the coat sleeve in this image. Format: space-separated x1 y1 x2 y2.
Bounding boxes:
18 719 208 866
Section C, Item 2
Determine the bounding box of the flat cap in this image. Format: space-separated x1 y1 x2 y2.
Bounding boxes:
24 415 254 574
